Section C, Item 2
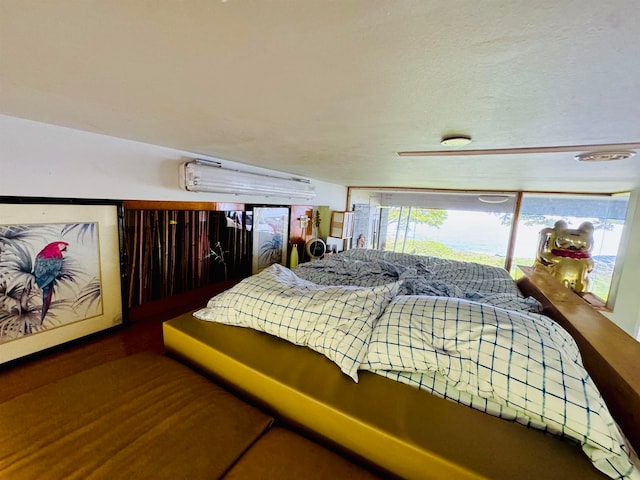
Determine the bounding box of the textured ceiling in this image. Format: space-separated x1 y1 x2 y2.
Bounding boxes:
1 0 639 193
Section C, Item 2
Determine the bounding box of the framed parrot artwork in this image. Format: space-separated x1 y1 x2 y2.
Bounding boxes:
0 199 124 365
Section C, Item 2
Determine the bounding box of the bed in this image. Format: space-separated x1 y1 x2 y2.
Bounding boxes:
164 249 639 479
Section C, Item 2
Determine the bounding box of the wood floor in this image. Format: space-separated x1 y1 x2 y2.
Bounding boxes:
0 305 388 480
0 315 167 404
0 280 243 404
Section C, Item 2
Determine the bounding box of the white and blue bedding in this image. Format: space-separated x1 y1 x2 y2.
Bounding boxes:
195 250 639 479
363 295 638 480
293 249 542 313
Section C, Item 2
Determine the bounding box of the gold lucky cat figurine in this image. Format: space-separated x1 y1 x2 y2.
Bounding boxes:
533 220 595 294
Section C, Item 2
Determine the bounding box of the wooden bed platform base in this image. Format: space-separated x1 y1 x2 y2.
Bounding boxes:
164 312 608 480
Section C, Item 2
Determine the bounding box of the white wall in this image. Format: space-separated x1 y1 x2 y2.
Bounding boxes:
0 115 347 209
605 188 640 338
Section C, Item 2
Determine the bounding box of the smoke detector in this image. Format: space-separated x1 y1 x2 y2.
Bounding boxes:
574 151 636 162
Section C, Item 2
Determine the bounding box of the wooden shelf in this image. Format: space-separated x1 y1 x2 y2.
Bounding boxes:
329 211 354 239
517 266 640 453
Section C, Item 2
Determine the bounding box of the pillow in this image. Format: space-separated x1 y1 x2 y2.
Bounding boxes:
194 264 399 381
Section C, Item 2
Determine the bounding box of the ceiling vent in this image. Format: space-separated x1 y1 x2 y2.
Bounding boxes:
574 151 636 162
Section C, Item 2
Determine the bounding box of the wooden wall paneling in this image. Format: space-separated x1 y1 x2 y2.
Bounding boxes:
123 207 249 310
142 210 151 303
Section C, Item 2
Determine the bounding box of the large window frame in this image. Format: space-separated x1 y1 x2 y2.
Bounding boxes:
347 188 629 309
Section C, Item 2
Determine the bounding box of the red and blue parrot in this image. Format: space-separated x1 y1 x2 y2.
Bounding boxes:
33 241 69 322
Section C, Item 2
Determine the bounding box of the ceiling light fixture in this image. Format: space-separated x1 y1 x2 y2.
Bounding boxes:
180 159 316 199
574 151 636 162
478 195 510 204
440 135 472 147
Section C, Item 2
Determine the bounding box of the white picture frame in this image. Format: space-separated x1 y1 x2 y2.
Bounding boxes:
251 207 289 274
0 201 124 365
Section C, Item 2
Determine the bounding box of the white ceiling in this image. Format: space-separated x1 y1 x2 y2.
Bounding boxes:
1 1 639 193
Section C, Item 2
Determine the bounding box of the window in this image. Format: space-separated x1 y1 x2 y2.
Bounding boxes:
371 192 516 269
350 189 629 305
511 193 629 302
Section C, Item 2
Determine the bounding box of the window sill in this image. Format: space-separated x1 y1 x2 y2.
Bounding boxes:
517 266 611 312
580 292 610 312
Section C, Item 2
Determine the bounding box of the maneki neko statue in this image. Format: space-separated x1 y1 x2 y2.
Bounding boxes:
533 220 595 294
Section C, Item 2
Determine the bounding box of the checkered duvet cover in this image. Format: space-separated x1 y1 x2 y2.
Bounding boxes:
294 250 639 479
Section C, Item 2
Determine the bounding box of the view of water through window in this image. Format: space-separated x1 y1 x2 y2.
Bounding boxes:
379 208 514 267
355 192 629 303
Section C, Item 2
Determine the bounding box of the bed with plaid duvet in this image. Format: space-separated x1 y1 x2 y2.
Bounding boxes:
194 249 639 479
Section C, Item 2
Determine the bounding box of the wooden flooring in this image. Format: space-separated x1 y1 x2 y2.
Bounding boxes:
0 280 242 404
0 316 166 404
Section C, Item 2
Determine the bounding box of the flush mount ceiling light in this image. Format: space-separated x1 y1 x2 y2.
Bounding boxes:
440 135 472 147
574 151 636 162
478 195 510 204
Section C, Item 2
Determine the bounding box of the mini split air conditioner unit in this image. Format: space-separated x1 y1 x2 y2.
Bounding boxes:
180 160 316 200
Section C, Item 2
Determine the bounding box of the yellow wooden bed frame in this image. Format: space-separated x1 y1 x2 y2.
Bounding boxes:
162 265 640 480
164 314 612 479
162 266 639 479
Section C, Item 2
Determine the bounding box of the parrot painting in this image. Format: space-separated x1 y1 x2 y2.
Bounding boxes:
33 241 69 322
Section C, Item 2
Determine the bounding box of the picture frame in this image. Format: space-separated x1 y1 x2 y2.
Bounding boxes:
0 199 124 365
329 211 355 239
251 207 289 274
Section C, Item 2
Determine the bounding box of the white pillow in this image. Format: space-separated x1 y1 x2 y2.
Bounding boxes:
194 264 400 381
